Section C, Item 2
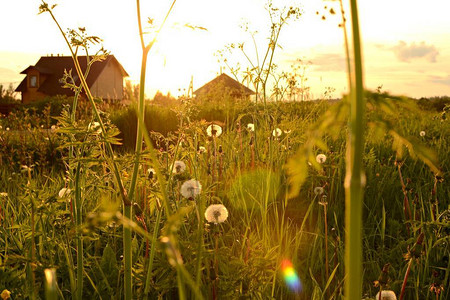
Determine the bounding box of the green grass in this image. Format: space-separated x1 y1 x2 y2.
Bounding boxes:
0 97 448 299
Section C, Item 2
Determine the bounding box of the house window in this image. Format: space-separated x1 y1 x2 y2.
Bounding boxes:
29 75 38 88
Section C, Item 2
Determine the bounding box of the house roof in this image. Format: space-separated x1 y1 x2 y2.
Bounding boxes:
193 73 255 97
15 55 129 95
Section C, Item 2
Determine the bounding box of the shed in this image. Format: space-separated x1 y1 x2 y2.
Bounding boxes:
193 73 255 102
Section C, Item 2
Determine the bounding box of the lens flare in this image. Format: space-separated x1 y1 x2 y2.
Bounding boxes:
281 259 302 293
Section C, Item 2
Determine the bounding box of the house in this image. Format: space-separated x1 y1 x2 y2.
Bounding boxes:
15 55 128 104
194 73 255 102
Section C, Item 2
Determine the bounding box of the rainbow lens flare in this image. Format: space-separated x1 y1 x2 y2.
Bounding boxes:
281 259 302 293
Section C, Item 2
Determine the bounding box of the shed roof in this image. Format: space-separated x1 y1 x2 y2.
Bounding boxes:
193 73 255 97
15 55 128 95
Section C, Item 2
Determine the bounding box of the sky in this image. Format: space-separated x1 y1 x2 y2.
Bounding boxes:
1 0 450 99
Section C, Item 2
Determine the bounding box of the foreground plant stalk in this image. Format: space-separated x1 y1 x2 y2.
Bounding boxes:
344 0 365 299
130 1 177 299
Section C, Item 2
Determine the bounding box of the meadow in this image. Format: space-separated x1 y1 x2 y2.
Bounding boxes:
0 1 449 299
0 92 448 299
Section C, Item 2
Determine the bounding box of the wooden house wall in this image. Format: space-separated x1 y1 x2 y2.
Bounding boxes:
21 69 47 104
90 60 124 100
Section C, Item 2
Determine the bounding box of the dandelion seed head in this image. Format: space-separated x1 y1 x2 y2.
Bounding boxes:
247 123 255 132
314 187 324 195
6 127 10 131
88 121 102 134
198 146 206 154
207 124 223 137
375 290 397 300
272 128 282 137
0 192 8 197
172 160 186 174
180 179 202 199
58 187 71 198
420 130 426 137
316 154 327 164
205 204 229 224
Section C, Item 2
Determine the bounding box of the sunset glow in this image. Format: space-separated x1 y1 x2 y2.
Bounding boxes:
1 0 450 98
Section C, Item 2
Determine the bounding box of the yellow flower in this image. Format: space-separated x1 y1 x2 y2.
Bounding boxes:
1 289 11 300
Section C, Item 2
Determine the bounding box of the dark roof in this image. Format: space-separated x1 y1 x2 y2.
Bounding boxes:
194 73 255 97
15 55 128 95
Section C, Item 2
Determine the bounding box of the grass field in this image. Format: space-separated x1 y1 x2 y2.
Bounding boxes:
0 95 448 299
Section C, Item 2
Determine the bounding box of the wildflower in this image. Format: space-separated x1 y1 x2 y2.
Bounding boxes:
272 128 282 137
206 124 223 137
0 289 11 300
147 168 155 179
6 127 10 131
420 130 426 137
205 204 229 224
0 192 8 197
172 160 186 174
198 146 206 154
314 187 324 195
375 290 397 300
247 123 255 132
58 187 71 198
180 179 202 199
316 154 327 164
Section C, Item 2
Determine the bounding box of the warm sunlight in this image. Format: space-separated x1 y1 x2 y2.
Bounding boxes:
0 1 448 300
1 0 450 98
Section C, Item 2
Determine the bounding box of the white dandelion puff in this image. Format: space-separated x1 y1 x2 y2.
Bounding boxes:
247 123 255 132
205 204 229 224
272 128 282 137
88 121 102 134
316 154 327 164
375 290 397 300
58 187 71 198
206 124 223 137
198 146 207 154
6 127 10 131
314 187 324 195
172 160 186 174
180 179 202 199
0 192 8 197
420 130 426 137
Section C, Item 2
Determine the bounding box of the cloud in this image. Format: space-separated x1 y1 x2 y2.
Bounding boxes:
301 53 347 72
391 41 439 63
429 74 450 86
